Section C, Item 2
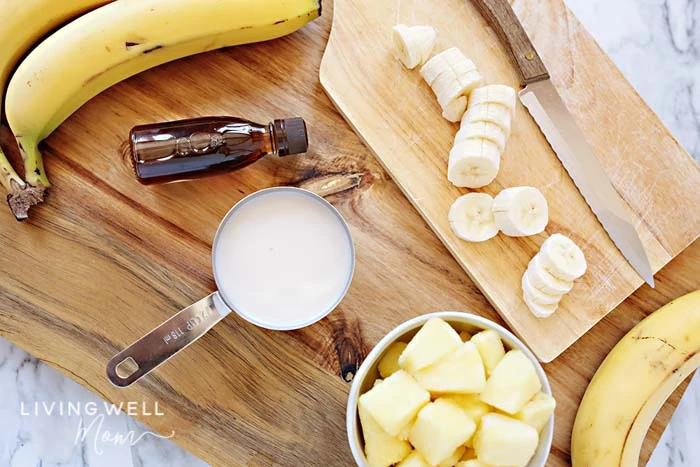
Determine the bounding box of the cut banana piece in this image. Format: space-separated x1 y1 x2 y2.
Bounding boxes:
492 187 549 237
455 122 508 152
522 273 562 306
448 140 501 188
523 293 558 318
448 193 499 242
442 96 468 122
468 85 517 112
461 103 512 135
392 24 437 69
527 254 574 295
420 47 474 86
539 233 587 281
432 69 483 108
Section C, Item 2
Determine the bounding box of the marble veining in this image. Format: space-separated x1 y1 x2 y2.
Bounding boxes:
0 0 698 465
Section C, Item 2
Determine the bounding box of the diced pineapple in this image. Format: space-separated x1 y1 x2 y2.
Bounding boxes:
470 330 505 375
378 341 408 378
399 318 462 374
359 404 412 467
443 394 490 425
359 370 430 436
397 450 431 467
455 460 494 467
474 413 539 467
409 398 477 465
438 446 466 467
414 341 486 394
373 379 383 387
480 350 541 414
398 420 413 441
515 392 556 432
459 331 472 342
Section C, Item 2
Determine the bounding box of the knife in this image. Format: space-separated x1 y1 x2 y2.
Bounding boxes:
471 0 655 287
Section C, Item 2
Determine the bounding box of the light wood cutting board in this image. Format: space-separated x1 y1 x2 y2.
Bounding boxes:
320 0 700 361
0 1 698 465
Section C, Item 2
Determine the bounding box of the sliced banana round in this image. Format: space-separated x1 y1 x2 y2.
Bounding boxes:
468 85 517 112
522 272 563 305
392 24 437 69
539 233 587 281
527 253 574 295
420 47 475 85
523 292 559 318
455 121 508 152
432 69 483 108
448 193 499 242
461 103 512 135
447 140 501 188
442 96 468 122
492 186 549 237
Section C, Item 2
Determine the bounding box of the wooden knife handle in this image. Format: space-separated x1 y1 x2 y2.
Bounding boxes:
471 0 549 84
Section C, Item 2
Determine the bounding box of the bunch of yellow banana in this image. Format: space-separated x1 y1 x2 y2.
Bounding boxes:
0 0 112 219
571 289 700 466
0 0 321 220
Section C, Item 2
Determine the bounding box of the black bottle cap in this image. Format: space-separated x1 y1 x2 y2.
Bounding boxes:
275 118 308 156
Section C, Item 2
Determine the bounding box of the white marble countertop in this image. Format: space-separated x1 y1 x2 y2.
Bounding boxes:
1 0 698 466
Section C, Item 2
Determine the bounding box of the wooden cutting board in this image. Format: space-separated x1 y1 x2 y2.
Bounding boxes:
320 0 700 362
0 1 698 466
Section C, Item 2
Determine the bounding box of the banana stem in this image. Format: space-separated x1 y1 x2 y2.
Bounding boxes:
18 137 51 189
0 144 47 220
0 146 25 193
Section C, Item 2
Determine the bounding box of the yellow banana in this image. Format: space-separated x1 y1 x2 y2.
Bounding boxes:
5 0 321 218
571 290 700 466
0 0 111 219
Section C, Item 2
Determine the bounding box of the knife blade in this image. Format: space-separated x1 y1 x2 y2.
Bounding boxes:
472 0 655 287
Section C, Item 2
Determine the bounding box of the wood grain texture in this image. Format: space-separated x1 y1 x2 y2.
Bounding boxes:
319 0 700 362
0 0 697 465
470 0 549 84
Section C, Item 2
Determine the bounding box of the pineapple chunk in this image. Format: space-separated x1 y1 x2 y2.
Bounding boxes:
398 420 413 441
456 460 495 467
359 404 412 467
459 331 472 341
515 392 556 432
399 318 462 374
414 341 486 394
359 370 430 436
480 350 541 414
443 394 490 425
373 379 383 387
397 451 431 467
378 341 408 378
474 413 538 467
438 446 466 467
409 398 477 465
470 330 505 375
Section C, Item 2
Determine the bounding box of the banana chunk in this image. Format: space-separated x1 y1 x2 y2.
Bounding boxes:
442 96 468 123
432 69 483 109
492 187 549 237
455 121 508 152
539 233 587 281
461 103 512 135
526 254 574 295
447 140 500 188
468 85 517 112
392 24 437 69
448 193 499 242
522 272 562 305
420 47 476 86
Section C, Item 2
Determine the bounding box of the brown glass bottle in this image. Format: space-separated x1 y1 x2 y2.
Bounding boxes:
129 116 308 184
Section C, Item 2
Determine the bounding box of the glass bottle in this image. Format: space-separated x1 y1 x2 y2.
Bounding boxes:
129 116 308 184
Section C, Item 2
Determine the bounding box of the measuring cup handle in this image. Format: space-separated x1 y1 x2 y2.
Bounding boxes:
106 292 230 387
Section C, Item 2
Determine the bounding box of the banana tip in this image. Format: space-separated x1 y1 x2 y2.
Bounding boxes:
7 183 47 221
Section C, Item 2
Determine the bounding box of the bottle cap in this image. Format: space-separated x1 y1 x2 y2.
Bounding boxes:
275 118 308 156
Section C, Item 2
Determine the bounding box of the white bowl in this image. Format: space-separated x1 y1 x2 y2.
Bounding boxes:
346 311 553 467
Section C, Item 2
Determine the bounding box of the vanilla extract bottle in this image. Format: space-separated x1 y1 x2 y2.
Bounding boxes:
129 116 308 184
